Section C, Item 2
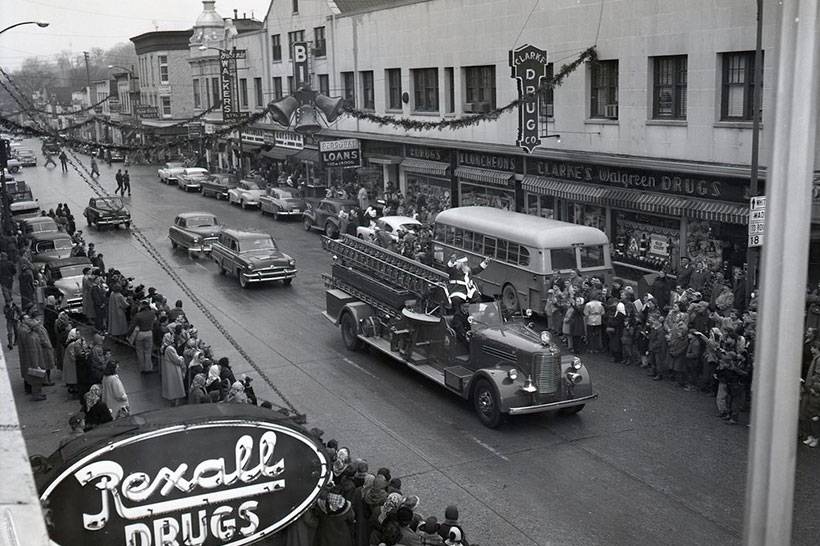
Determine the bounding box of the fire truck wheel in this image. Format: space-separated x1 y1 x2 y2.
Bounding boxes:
473 378 503 428
502 283 520 313
341 313 363 351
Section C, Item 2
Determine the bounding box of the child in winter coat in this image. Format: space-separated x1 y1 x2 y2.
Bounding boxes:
620 317 636 366
647 318 668 381
684 332 704 391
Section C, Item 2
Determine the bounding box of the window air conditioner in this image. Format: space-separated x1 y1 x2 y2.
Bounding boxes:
543 103 554 118
604 104 618 118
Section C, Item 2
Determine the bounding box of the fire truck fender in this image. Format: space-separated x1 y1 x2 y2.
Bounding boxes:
338 302 375 327
467 369 511 409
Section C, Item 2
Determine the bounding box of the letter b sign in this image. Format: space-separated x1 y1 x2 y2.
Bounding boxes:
292 41 309 89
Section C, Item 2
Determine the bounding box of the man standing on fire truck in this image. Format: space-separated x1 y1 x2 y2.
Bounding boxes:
444 254 490 307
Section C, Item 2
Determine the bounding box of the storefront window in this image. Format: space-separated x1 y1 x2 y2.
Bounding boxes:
526 193 555 219
570 203 606 232
406 173 451 222
687 220 746 272
459 183 514 210
612 211 680 275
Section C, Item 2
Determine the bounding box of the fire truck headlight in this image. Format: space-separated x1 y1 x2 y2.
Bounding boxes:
540 331 550 345
507 368 518 381
571 357 582 370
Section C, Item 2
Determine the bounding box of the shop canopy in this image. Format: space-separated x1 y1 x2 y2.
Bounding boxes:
261 147 296 161
400 157 450 177
521 175 608 206
686 199 749 225
454 166 515 186
292 148 321 163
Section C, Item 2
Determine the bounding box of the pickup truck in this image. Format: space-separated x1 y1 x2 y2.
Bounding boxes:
210 228 297 288
158 162 186 184
84 196 131 229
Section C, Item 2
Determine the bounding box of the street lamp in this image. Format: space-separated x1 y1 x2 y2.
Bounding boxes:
0 20 49 236
0 21 49 35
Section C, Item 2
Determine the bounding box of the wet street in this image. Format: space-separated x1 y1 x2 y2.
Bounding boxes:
10 143 820 545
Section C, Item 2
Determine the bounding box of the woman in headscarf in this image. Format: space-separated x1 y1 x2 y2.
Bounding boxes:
188 373 210 404
378 492 404 526
223 381 249 404
83 384 112 430
62 328 84 394
161 332 186 406
101 361 129 419
107 285 130 339
205 363 224 401
187 351 207 391
314 490 354 546
53 310 72 369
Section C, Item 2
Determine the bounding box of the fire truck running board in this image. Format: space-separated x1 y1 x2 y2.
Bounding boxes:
356 335 455 390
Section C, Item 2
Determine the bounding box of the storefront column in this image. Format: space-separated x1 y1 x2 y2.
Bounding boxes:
605 206 613 240
680 215 689 263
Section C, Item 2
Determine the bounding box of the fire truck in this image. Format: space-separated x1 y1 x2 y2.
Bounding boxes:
322 235 597 428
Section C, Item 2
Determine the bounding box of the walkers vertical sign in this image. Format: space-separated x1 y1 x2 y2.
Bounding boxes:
509 45 548 154
219 50 243 122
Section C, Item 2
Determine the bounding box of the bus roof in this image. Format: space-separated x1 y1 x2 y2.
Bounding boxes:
435 207 609 248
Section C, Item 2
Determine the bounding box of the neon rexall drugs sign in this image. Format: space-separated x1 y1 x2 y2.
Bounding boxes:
40 409 329 546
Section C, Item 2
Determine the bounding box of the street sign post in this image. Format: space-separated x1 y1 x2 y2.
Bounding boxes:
749 195 766 247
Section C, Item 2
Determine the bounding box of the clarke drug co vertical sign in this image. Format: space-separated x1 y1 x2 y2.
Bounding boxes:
509 45 549 154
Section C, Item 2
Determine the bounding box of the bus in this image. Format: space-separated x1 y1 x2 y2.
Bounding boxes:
433 206 612 312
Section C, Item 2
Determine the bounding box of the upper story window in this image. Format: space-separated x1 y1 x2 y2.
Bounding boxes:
342 72 355 108
538 63 554 122
193 78 200 109
590 59 618 119
288 30 305 58
386 68 402 110
463 65 496 112
313 27 326 57
272 77 283 100
254 77 263 107
239 78 248 109
150 55 155 85
318 74 329 96
272 34 282 62
160 96 171 118
652 55 687 120
360 71 374 110
292 0 299 13
158 55 168 85
721 51 762 121
412 68 438 113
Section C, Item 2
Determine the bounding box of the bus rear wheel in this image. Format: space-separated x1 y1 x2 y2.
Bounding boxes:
502 283 519 313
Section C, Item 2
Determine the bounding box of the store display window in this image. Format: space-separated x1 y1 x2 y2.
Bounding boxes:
612 211 680 273
459 182 514 209
525 193 555 219
687 220 747 272
406 173 452 220
570 203 606 232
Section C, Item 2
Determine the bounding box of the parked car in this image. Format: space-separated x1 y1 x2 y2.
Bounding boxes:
356 215 422 243
158 162 186 184
260 187 307 220
200 173 239 199
303 198 358 238
43 257 92 314
210 228 297 288
227 179 265 209
84 196 131 229
110 149 124 162
16 148 37 166
42 139 61 155
8 186 40 219
19 216 59 238
30 232 73 263
176 168 209 192
5 157 21 173
168 212 223 257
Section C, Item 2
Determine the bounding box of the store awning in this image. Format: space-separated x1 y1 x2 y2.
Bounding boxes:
367 154 402 165
400 157 450 177
261 148 295 161
454 166 514 186
521 175 608 205
293 148 320 163
635 193 688 216
687 199 749 224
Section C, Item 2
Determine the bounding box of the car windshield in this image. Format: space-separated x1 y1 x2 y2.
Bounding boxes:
11 191 34 202
54 239 73 251
54 265 86 278
276 189 296 198
398 223 420 232
243 182 261 191
94 198 125 211
469 301 504 329
187 215 217 227
241 237 277 252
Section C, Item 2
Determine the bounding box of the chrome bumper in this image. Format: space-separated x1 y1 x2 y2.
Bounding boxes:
242 268 297 282
95 218 130 225
507 393 598 415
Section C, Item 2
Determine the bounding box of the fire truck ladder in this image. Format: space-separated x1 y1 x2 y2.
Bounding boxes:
321 234 449 300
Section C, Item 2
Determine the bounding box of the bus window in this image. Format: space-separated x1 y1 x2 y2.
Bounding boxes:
484 236 496 258
472 234 484 253
463 230 474 252
496 240 508 262
434 223 447 241
551 248 576 271
445 225 456 244
507 243 519 265
454 228 464 247
518 247 530 267
579 245 606 268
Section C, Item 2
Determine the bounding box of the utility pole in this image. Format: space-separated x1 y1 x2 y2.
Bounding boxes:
83 51 97 143
746 0 764 304
233 45 245 179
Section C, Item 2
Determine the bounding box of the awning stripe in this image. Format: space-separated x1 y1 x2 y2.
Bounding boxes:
686 199 749 224
521 175 607 205
400 157 450 177
261 148 295 161
454 166 514 186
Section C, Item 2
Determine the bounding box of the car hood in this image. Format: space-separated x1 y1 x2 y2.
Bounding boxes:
240 189 265 198
243 249 292 267
276 197 306 208
186 226 223 237
54 276 83 296
10 201 38 211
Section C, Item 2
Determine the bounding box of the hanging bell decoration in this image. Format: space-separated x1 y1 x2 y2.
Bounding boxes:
294 104 322 135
